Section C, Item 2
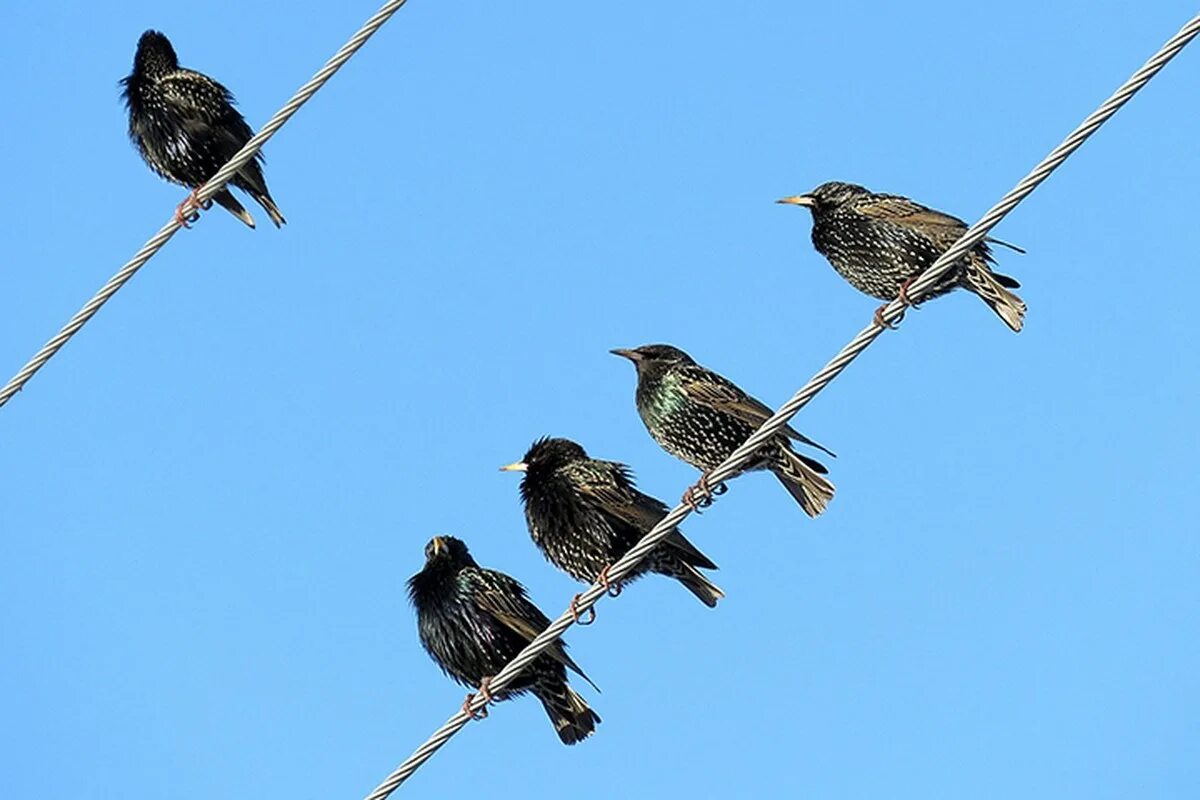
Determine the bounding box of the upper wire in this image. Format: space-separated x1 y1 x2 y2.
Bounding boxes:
0 0 411 409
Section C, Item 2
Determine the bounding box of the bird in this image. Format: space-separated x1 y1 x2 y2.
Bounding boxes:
501 437 724 608
611 344 835 517
407 535 601 745
777 181 1025 331
120 30 285 229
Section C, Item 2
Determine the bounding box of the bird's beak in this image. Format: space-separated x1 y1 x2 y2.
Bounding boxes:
610 348 642 362
430 536 446 556
499 461 528 473
776 194 815 207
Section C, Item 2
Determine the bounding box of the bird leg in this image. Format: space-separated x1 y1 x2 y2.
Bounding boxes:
569 593 596 626
597 565 622 598
682 471 720 512
174 187 210 228
873 302 903 330
462 676 493 720
897 276 924 308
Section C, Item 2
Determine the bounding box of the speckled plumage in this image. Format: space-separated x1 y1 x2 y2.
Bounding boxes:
779 181 1025 331
407 535 600 745
504 437 723 606
120 30 285 229
612 345 836 518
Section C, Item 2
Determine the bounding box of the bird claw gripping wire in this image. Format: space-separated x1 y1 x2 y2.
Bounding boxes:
897 276 924 309
569 593 596 626
173 188 212 229
597 565 622 598
875 277 924 329
873 302 904 330
462 677 493 720
682 472 726 513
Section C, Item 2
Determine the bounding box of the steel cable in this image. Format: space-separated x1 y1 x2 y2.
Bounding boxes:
365 12 1200 796
0 0 411 409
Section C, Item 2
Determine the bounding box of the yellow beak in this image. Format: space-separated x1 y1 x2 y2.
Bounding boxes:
776 194 815 207
430 536 446 556
499 461 528 472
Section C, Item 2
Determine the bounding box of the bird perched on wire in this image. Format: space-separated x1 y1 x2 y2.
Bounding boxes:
612 344 835 517
408 535 601 745
777 181 1024 331
502 437 724 611
120 30 286 229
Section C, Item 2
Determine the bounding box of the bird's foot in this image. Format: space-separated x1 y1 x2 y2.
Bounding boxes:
897 277 923 308
569 593 596 626
598 565 622 598
462 676 493 720
873 302 904 330
174 187 210 229
682 471 724 512
173 202 197 229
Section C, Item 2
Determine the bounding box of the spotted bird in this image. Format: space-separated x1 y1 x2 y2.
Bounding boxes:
502 437 724 606
121 30 285 229
612 344 835 517
408 535 600 744
778 181 1024 331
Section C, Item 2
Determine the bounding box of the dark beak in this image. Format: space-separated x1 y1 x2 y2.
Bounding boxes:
776 194 815 207
610 348 642 362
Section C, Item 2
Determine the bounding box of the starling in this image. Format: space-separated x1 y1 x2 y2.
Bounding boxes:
120 30 286 229
501 437 724 607
612 344 835 518
778 181 1025 331
407 535 601 745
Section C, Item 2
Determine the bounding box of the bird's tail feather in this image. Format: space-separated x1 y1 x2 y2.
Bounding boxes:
672 563 724 608
663 529 718 571
771 447 834 518
986 236 1026 255
249 190 286 228
212 189 256 229
965 263 1026 333
992 271 1021 289
538 685 600 745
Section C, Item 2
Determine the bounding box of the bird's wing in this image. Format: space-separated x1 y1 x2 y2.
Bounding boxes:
571 461 664 530
856 194 968 231
678 366 836 457
158 71 240 122
158 71 257 158
856 195 1024 254
855 194 1018 263
472 570 600 692
572 462 717 570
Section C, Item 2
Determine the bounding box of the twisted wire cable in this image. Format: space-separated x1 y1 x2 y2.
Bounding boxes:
0 0 411 409
366 13 1200 796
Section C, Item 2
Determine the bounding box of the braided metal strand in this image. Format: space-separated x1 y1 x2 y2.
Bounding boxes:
0 0 411 409
365 13 1200 796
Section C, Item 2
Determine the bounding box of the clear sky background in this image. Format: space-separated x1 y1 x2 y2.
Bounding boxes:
2 2 1198 798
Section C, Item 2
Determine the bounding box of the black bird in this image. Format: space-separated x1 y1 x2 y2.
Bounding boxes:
502 437 724 607
408 535 600 745
611 344 835 517
778 181 1024 331
121 30 285 229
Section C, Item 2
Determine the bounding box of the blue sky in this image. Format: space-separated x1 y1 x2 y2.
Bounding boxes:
2 2 1198 797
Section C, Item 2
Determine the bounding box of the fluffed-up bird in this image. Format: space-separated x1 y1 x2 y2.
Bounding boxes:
408 535 600 745
121 30 286 229
502 437 724 607
778 181 1024 331
611 344 835 517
